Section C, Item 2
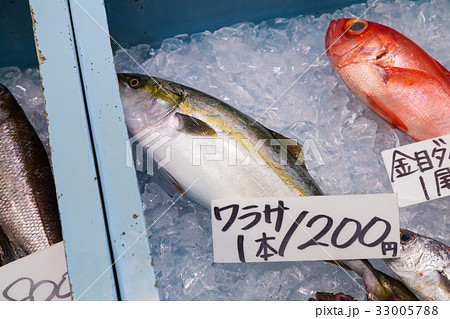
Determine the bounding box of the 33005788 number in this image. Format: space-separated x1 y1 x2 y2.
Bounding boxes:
375 305 438 316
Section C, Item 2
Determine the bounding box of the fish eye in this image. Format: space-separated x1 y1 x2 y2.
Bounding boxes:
350 22 366 31
129 78 141 88
400 231 414 244
347 20 368 34
339 296 349 301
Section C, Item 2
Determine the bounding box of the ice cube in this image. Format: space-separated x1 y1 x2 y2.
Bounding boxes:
113 0 450 300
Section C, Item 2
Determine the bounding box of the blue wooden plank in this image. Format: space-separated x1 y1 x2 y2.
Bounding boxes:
28 0 118 301
68 0 159 300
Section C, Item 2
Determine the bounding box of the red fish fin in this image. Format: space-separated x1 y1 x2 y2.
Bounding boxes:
376 66 450 139
366 93 408 132
383 66 444 85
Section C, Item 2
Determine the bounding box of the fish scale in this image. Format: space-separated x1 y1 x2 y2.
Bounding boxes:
0 83 62 261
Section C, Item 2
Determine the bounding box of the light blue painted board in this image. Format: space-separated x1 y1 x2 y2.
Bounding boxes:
29 0 118 301
68 0 159 300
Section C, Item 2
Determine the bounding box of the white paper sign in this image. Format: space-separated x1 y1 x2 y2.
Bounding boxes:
211 194 399 263
0 242 71 301
381 135 450 207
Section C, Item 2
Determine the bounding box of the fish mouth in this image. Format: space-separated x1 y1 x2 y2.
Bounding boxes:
325 20 338 51
117 73 177 126
325 19 349 68
117 73 130 88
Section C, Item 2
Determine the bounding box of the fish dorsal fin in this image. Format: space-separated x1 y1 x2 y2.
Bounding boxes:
265 127 306 168
160 168 186 194
176 113 218 136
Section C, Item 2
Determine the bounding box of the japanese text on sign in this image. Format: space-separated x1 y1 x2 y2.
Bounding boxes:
382 135 450 207
211 194 399 263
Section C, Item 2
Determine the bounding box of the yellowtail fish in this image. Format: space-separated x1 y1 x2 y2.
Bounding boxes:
118 73 322 206
118 73 417 300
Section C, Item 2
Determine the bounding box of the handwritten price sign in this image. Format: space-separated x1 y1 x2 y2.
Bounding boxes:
211 194 399 263
0 242 71 301
382 134 450 207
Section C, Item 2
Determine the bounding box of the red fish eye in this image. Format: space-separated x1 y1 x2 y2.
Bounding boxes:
346 20 368 34
350 22 366 31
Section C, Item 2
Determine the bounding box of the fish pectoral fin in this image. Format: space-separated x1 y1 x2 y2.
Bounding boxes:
383 65 450 97
265 128 306 168
160 168 186 194
383 66 443 84
175 113 218 136
369 65 450 133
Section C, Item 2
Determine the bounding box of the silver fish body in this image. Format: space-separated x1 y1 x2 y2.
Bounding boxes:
118 73 417 301
0 84 62 260
385 229 450 301
118 73 322 206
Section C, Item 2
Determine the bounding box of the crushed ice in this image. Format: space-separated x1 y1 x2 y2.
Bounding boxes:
115 0 449 300
0 67 50 158
5 0 445 301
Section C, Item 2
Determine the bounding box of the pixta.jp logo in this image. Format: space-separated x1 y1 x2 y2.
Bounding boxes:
126 129 172 175
126 130 325 174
